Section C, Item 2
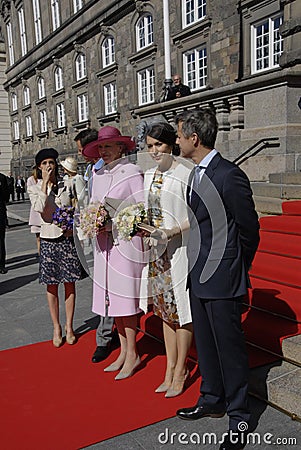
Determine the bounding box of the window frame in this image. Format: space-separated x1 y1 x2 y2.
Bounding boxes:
6 22 14 66
54 66 64 91
182 0 207 28
32 0 42 45
56 102 66 128
137 66 155 106
183 46 207 91
102 36 115 68
77 93 88 122
37 76 45 99
25 115 33 137
75 53 87 81
40 109 47 133
251 14 284 74
11 93 18 112
18 6 27 56
13 120 20 140
104 82 117 115
51 0 60 31
23 86 31 106
73 0 83 13
136 14 154 51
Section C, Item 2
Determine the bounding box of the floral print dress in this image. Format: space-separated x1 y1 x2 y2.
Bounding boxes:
148 172 179 324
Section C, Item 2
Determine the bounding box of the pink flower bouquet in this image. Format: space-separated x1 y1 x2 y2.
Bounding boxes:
79 202 109 238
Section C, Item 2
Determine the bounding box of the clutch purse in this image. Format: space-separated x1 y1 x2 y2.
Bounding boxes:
104 197 129 217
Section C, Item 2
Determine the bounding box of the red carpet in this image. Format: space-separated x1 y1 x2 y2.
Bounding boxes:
0 331 201 450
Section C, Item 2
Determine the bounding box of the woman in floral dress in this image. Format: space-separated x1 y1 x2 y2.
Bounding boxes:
140 122 193 397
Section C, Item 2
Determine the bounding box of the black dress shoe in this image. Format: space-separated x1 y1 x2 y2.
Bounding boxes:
219 432 246 450
0 267 8 274
91 346 109 363
176 404 225 420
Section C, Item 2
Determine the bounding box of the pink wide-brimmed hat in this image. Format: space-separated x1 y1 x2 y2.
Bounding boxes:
82 126 136 159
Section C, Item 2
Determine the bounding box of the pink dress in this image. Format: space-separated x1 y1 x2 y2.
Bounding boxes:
91 159 145 317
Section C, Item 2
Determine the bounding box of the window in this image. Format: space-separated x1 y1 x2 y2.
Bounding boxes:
18 7 27 56
104 82 117 115
183 0 206 27
102 36 115 67
23 86 31 106
56 103 66 128
11 93 18 111
138 67 155 105
32 0 42 44
13 120 20 140
77 93 88 122
184 47 207 91
54 66 64 91
51 0 60 31
251 15 284 74
6 22 14 65
136 15 153 51
75 53 87 81
26 116 33 137
37 77 45 99
40 110 47 133
73 0 83 13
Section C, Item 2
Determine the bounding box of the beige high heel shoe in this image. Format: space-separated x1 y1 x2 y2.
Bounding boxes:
53 326 63 348
155 382 172 393
115 356 141 380
65 325 77 345
165 369 189 398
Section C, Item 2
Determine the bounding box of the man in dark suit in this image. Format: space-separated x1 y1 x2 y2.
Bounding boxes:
175 109 260 450
0 172 9 273
166 74 191 101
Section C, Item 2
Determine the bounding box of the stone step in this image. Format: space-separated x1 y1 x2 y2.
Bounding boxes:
282 334 301 365
253 196 283 215
269 172 301 185
249 360 301 418
251 183 301 199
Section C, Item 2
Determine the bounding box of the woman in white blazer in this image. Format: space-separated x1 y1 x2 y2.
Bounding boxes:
140 122 193 397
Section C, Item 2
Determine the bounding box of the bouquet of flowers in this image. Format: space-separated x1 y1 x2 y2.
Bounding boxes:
114 202 146 241
79 202 109 238
52 206 75 231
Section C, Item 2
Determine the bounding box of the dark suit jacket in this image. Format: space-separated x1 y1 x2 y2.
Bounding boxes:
166 83 191 100
0 173 9 228
187 153 260 299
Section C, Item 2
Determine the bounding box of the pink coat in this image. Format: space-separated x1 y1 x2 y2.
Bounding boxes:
91 160 145 317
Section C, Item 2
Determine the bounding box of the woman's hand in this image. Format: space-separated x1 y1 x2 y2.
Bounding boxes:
98 221 112 233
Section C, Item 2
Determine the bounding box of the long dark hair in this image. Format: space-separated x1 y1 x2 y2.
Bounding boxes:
147 122 180 156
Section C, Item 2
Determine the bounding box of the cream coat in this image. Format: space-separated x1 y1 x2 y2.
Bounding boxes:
140 162 192 326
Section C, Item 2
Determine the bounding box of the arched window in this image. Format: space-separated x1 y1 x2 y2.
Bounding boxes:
136 14 153 51
37 76 45 99
54 66 64 91
11 93 18 111
23 86 31 106
75 53 87 81
102 36 115 67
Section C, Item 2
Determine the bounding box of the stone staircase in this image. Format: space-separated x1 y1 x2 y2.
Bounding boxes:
251 172 301 216
247 200 301 419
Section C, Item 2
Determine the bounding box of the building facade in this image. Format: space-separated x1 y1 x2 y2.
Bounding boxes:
0 0 300 180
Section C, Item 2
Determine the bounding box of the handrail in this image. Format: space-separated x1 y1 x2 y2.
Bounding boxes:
233 137 280 166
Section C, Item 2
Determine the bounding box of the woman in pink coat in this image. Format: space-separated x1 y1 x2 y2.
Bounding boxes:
83 126 144 380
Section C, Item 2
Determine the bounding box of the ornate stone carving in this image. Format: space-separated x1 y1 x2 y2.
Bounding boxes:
135 0 145 14
1 0 11 19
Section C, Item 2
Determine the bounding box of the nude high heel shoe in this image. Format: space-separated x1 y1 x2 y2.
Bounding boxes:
65 325 77 345
53 326 63 348
114 356 141 380
165 369 189 398
155 382 172 393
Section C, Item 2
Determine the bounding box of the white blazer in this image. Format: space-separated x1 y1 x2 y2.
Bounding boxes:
140 161 192 326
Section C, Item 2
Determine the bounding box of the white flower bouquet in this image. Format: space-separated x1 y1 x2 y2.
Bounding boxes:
114 202 146 241
79 202 110 238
